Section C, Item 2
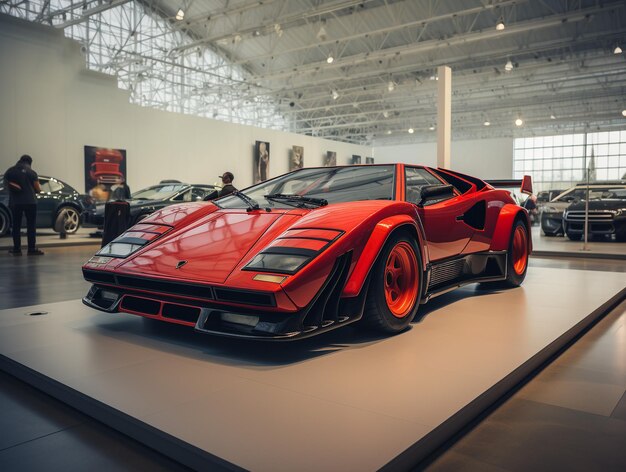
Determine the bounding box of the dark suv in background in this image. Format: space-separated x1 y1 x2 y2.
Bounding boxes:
563 187 626 241
0 175 94 236
540 181 626 236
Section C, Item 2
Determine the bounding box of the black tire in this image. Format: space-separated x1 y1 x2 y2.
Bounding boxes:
360 231 422 334
54 207 81 234
0 207 10 237
503 219 529 287
567 233 582 241
542 231 557 237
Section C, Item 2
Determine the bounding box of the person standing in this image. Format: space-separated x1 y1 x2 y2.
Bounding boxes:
3 155 44 255
110 176 131 201
218 172 237 197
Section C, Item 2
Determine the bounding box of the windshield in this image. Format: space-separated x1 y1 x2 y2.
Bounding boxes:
131 184 188 200
217 165 395 209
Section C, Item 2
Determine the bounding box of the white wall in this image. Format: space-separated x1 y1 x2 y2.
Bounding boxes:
0 14 370 192
373 138 514 179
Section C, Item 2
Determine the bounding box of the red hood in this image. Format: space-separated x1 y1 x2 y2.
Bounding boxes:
114 200 397 284
117 210 300 283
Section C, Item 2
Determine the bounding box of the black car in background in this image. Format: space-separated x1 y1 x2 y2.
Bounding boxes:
563 188 626 241
540 181 626 236
0 175 94 236
84 181 219 227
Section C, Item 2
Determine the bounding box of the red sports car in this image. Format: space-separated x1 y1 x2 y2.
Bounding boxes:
82 164 532 340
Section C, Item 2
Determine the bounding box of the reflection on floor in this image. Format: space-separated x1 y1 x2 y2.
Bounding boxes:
0 247 624 471
0 228 100 250
531 225 626 258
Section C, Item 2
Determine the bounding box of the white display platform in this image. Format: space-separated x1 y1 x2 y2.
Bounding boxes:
0 267 624 471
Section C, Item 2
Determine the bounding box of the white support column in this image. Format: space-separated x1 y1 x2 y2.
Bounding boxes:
437 65 452 169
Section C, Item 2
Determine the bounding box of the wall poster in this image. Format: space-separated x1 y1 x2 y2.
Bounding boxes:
290 146 304 171
254 141 270 183
324 151 337 167
366 157 374 164
84 146 127 203
351 155 362 165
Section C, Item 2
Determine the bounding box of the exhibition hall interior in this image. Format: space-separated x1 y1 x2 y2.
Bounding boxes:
1 1 626 470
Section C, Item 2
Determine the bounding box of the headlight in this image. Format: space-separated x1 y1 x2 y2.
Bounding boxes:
98 237 149 258
96 224 172 258
243 228 343 275
244 249 316 274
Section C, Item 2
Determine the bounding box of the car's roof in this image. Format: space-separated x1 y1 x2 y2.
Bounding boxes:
573 180 626 186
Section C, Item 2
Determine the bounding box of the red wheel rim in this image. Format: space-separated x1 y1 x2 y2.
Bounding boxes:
512 226 528 275
384 242 419 318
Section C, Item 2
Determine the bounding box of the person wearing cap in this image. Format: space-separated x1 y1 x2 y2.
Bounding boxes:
3 155 44 255
218 172 237 197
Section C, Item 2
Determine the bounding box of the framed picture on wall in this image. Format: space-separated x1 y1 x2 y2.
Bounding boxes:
351 155 362 165
254 141 270 183
366 157 374 164
324 151 336 166
290 146 304 171
84 146 127 203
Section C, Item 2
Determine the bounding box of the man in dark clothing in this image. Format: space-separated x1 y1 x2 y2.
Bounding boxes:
110 176 131 201
3 155 44 255
218 172 237 197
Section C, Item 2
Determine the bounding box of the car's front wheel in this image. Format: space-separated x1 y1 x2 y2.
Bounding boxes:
361 231 422 334
0 207 10 236
55 207 81 234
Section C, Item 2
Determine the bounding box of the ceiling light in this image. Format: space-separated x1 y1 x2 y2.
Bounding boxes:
622 109 626 117
429 75 437 81
504 59 513 71
483 121 491 126
175 8 184 21
550 114 556 120
515 118 523 127
429 125 435 131
496 17 505 31
386 130 392 135
274 24 283 37
388 81 395 92
326 55 334 64
382 111 389 118
408 128 414 134
614 45 623 54
331 89 339 100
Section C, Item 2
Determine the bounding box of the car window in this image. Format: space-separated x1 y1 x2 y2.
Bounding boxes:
132 185 187 200
39 178 53 193
48 179 64 193
191 187 209 200
405 167 444 203
173 189 192 201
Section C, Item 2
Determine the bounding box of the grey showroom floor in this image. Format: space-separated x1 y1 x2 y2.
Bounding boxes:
0 246 625 471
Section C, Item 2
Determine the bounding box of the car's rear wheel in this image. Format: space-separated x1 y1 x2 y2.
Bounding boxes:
504 219 529 287
0 207 10 236
55 207 81 234
361 231 422 334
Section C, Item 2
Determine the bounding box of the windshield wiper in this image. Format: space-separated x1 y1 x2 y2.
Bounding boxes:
233 191 260 212
264 193 328 208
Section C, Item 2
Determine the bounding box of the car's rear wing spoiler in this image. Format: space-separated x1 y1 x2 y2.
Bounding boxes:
486 176 533 195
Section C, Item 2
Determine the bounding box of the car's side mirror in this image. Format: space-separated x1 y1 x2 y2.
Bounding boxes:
418 184 455 207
